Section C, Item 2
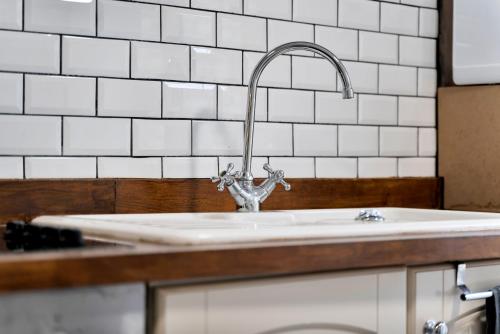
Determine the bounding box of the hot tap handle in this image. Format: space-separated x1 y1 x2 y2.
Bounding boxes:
263 163 291 191
211 163 239 192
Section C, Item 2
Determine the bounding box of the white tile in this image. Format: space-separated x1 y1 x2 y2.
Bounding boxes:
292 57 337 91
293 0 337 25
401 0 436 8
63 117 130 156
316 158 357 178
315 26 358 61
217 14 266 51
253 122 292 156
359 31 398 64
163 157 218 178
133 119 191 156
338 0 379 31
419 8 438 38
98 157 161 178
398 158 435 177
192 121 243 155
219 156 269 178
294 124 337 156
338 126 378 156
62 36 129 77
0 157 23 179
379 65 417 96
316 92 357 124
26 75 95 116
419 128 436 156
400 36 436 67
98 79 161 118
25 0 95 35
0 73 23 114
134 0 188 5
243 52 291 88
358 158 397 178
339 61 378 94
0 31 59 74
191 47 242 84
192 0 242 13
0 115 61 155
0 0 22 30
398 97 435 126
268 20 314 54
163 82 216 119
268 157 315 178
418 68 437 97
132 42 189 81
268 89 314 123
380 127 417 156
380 3 418 36
162 7 215 46
244 0 291 20
26 157 96 179
98 0 160 41
218 86 267 121
358 94 397 125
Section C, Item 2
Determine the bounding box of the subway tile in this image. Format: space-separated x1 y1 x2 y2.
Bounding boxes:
63 117 130 156
419 128 436 156
253 122 292 156
315 26 358 61
98 0 160 41
420 8 438 38
316 92 358 124
218 86 267 121
379 65 417 95
294 124 337 156
133 119 191 156
268 20 314 54
131 42 189 81
62 36 129 77
0 157 23 179
219 156 269 178
0 73 23 114
162 7 215 46
338 0 379 31
217 13 266 51
316 158 357 178
398 97 435 126
401 0 437 8
358 94 397 125
292 57 337 91
133 0 188 5
0 0 22 30
25 0 95 35
380 127 418 156
338 126 378 156
163 82 216 119
98 79 161 118
400 36 436 67
268 89 314 123
26 157 96 178
243 52 291 88
98 157 161 178
192 120 243 155
359 31 398 64
0 31 59 74
244 0 291 20
0 115 61 155
268 157 315 178
339 61 378 94
293 0 337 26
358 158 397 178
26 75 95 116
398 157 435 177
380 3 418 36
192 0 242 13
163 157 218 178
191 47 242 84
417 68 437 97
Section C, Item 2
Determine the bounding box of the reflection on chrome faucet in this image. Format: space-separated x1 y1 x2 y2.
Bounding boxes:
212 41 355 212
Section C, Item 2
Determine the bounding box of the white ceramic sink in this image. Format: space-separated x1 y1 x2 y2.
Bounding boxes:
32 208 500 245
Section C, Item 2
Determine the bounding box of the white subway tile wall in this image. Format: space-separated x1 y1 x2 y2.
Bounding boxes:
0 0 437 179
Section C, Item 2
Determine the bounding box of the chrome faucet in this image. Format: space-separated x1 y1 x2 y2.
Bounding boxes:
212 41 354 212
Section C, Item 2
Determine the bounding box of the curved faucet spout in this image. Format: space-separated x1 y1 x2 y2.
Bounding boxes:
241 41 354 181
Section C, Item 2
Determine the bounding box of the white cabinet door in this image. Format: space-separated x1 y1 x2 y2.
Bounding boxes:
153 268 406 334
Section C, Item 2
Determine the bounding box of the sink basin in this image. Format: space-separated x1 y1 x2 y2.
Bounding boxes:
31 208 500 245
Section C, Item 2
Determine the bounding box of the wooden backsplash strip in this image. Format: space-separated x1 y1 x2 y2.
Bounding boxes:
439 0 453 86
0 178 442 222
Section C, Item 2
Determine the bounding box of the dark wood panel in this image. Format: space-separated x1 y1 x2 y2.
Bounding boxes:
439 0 454 86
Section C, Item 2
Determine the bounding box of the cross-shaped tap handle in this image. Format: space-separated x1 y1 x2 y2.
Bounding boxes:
263 163 291 191
211 163 239 192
